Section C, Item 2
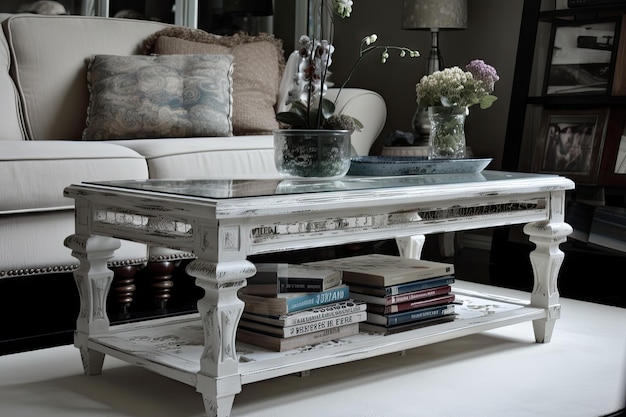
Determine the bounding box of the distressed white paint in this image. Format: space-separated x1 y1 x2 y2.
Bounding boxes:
64 171 574 417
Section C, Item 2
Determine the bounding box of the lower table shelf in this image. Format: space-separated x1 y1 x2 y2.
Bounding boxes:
86 284 547 388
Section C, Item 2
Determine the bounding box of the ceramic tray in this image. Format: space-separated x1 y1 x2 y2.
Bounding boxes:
347 156 492 176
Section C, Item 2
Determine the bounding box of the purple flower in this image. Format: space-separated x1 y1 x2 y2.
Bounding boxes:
415 60 499 109
466 59 499 93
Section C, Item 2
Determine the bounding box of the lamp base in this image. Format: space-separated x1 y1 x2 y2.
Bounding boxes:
411 107 431 145
413 29 443 141
426 29 444 73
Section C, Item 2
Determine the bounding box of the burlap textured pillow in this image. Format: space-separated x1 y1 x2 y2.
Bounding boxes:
82 54 234 140
150 31 284 135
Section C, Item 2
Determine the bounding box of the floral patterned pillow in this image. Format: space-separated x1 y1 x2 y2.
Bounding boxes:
144 28 285 136
82 54 234 140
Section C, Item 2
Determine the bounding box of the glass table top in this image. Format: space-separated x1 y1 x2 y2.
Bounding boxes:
85 171 558 200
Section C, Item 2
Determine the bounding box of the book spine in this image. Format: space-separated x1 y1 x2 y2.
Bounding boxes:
368 304 455 326
279 283 322 292
277 273 342 293
283 311 367 337
278 279 325 292
278 323 359 351
370 294 455 315
351 285 452 306
385 276 455 296
237 323 360 352
279 300 367 326
285 285 350 314
389 286 452 304
240 311 367 337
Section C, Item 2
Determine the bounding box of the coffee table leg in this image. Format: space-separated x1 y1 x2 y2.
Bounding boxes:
396 235 426 259
524 220 572 343
186 258 255 417
64 233 121 375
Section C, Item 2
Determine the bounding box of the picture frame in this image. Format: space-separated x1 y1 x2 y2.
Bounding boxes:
612 15 626 96
532 108 609 184
598 108 626 186
544 17 620 96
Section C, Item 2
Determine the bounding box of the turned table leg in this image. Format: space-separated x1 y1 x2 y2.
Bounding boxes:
524 220 573 343
185 258 255 417
396 235 426 260
146 260 176 309
110 265 138 316
64 233 120 375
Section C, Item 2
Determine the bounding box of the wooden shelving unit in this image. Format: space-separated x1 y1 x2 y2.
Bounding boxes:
492 0 626 284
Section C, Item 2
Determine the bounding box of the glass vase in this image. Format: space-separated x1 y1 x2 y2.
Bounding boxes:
273 129 352 178
428 106 468 159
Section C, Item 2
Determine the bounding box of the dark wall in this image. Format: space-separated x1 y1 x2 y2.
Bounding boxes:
329 0 524 166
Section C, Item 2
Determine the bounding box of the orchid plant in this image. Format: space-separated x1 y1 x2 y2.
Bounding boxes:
415 59 500 111
277 0 420 132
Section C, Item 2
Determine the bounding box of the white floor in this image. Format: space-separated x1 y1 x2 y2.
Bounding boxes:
1 282 625 417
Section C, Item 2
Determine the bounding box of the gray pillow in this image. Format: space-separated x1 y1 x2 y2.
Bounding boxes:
82 54 234 140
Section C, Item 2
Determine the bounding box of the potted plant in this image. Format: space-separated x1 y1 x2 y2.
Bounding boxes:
274 0 420 178
414 59 499 159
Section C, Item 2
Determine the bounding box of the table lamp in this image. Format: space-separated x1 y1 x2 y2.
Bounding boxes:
401 0 467 74
402 0 467 141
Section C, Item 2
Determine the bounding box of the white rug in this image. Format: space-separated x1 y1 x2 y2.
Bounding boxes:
1 282 625 417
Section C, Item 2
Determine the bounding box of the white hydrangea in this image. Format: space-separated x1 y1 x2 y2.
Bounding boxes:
415 62 499 110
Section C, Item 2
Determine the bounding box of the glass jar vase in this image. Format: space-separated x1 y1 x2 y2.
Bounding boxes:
273 129 352 178
428 106 468 159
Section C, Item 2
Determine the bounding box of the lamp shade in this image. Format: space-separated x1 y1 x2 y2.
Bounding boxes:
402 0 467 30
223 0 273 16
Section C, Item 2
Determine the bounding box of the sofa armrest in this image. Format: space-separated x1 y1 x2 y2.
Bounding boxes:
324 88 386 156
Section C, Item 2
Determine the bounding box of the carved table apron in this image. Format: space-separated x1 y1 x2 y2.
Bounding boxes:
64 171 574 417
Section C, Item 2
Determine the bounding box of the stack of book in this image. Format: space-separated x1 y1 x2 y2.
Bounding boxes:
305 254 457 335
237 263 367 351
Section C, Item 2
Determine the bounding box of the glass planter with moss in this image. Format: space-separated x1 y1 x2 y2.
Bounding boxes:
273 129 352 178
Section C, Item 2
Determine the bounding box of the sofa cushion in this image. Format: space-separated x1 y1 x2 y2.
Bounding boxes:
82 54 234 140
0 141 149 213
146 29 284 136
3 15 170 140
0 211 148 278
0 14 25 140
111 136 278 179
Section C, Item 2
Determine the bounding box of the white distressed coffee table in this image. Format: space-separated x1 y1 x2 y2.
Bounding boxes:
64 171 574 417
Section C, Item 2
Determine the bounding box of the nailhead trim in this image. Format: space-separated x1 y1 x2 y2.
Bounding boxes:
148 252 195 262
1 257 148 278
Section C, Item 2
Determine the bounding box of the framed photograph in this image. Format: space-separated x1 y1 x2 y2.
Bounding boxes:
544 17 620 95
598 108 626 186
532 108 609 184
612 15 626 96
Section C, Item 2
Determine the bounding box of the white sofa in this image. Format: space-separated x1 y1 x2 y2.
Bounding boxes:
0 14 386 288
